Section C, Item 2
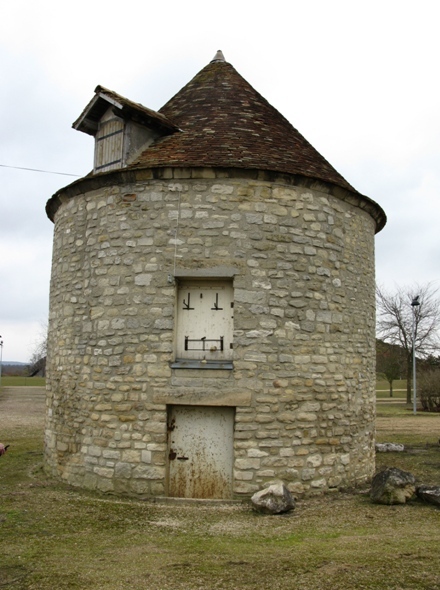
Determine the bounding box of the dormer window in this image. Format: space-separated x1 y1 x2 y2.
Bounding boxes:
72 85 179 175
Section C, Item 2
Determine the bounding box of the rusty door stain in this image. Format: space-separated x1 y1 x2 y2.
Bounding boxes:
167 405 235 499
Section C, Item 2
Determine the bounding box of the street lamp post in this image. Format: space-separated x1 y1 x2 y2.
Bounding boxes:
411 296 420 415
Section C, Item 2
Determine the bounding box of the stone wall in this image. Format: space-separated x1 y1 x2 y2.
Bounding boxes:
45 168 377 497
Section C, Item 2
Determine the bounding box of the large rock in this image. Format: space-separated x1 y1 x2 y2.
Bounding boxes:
375 442 405 452
416 485 440 507
370 468 416 505
251 483 295 514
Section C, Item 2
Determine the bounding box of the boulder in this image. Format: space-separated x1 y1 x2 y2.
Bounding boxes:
416 485 440 507
375 443 405 452
251 483 295 514
370 467 416 505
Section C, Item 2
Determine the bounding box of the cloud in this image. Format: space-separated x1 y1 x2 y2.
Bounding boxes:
1 0 440 360
0 320 46 365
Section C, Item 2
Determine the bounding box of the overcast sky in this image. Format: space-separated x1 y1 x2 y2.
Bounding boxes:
1 0 439 362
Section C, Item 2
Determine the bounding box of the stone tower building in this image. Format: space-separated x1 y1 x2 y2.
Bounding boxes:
44 51 386 499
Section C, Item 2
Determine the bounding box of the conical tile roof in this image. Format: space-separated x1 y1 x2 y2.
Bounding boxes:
47 52 386 230
130 53 357 194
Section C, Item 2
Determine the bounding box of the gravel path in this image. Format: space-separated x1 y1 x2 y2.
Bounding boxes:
0 386 46 435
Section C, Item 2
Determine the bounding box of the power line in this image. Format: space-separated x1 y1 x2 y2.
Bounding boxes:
0 164 81 177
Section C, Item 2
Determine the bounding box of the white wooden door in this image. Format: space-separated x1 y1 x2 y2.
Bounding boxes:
167 405 235 499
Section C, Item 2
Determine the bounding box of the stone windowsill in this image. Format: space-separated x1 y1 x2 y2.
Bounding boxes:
170 359 233 370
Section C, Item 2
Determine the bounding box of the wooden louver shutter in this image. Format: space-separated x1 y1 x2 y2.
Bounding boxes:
94 117 124 172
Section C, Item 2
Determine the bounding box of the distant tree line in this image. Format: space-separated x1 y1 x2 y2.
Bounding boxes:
1 360 46 377
376 339 405 397
1 363 30 377
377 339 440 388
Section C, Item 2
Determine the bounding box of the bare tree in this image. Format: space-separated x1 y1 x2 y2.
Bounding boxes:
29 326 47 377
376 283 440 404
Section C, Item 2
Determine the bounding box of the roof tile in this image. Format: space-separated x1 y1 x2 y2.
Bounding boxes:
129 58 357 193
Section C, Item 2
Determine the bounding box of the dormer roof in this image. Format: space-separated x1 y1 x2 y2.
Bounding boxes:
72 85 179 136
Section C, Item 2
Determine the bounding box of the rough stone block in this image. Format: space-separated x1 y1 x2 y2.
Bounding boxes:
115 462 132 478
370 468 416 505
235 458 261 470
251 483 295 514
416 485 440 507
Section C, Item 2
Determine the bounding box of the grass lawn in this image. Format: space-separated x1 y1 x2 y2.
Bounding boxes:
376 378 407 399
0 375 46 387
1 387 439 590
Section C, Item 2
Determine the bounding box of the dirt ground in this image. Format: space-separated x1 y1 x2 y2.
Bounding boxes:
376 398 440 437
0 386 46 433
376 414 440 436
